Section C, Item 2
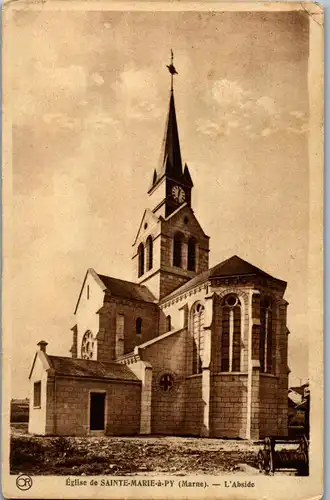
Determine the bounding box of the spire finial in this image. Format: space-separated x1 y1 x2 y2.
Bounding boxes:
166 49 178 92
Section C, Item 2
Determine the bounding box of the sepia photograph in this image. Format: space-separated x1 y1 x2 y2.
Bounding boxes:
2 2 323 499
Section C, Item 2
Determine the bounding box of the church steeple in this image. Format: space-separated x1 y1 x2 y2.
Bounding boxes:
156 90 183 183
149 51 193 217
133 52 209 299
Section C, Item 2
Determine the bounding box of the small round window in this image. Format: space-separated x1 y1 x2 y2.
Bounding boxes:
225 295 238 307
159 373 175 392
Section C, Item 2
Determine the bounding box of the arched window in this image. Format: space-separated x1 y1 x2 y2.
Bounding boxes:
166 315 172 332
260 297 273 373
192 303 205 374
187 238 197 272
136 317 142 335
138 243 144 277
173 233 183 268
221 294 241 372
146 236 153 271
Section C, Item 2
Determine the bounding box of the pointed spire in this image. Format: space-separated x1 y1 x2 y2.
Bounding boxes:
149 51 193 194
158 90 183 176
183 163 194 187
151 51 182 187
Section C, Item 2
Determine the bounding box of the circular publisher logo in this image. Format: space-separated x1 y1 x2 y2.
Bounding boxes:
16 474 33 491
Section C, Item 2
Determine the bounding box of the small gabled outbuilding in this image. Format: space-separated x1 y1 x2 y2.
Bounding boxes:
28 341 141 436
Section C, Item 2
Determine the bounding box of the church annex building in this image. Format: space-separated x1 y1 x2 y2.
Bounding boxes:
28 66 289 440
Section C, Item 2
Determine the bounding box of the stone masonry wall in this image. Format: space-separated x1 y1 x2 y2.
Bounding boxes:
141 330 188 435
210 374 248 438
97 302 116 362
97 298 159 362
184 375 203 435
132 230 162 285
137 204 209 300
259 375 279 438
50 377 141 436
277 299 289 436
160 206 209 275
276 374 288 436
113 298 159 356
159 271 190 300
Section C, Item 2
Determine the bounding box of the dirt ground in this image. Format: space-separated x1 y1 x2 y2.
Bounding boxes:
10 424 261 476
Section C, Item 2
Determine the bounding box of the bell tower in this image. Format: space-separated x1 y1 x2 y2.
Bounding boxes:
132 52 209 300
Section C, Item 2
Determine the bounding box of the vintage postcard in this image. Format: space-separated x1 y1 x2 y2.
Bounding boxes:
2 2 323 499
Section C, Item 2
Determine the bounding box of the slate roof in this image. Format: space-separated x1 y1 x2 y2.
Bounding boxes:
208 255 282 280
161 255 287 303
157 91 182 179
46 355 139 382
97 273 156 303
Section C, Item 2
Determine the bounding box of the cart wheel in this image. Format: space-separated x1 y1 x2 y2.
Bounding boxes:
258 450 270 475
257 450 264 472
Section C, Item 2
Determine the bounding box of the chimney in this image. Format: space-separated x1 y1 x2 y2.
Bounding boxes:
37 340 48 353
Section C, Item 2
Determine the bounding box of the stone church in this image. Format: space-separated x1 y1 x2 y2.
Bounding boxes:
28 70 289 440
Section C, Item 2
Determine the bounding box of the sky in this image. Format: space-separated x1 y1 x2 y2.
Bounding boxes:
9 9 310 397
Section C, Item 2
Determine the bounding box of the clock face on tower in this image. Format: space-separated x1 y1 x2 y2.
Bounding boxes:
171 185 186 204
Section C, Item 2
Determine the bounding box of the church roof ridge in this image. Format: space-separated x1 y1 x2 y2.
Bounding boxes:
74 268 157 315
208 254 287 284
96 272 157 303
159 268 210 304
159 255 287 304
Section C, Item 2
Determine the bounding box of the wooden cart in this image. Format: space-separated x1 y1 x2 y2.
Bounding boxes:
257 434 309 476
